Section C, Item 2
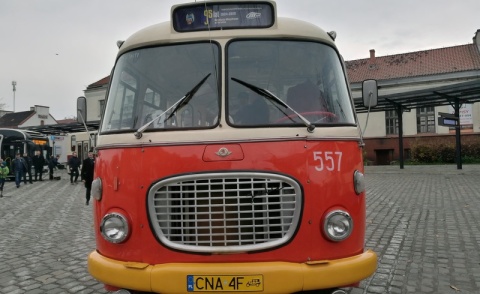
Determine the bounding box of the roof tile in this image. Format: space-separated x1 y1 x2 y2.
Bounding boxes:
87 76 111 89
346 44 480 83
0 111 35 128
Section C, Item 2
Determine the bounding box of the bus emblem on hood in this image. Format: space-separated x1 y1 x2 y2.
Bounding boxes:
216 147 232 157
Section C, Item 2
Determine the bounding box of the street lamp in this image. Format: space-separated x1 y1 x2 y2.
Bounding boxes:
12 81 17 112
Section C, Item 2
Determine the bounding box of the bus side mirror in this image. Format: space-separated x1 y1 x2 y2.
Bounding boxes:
362 80 378 108
77 96 87 124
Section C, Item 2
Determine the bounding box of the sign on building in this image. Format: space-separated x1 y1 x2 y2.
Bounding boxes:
448 104 473 130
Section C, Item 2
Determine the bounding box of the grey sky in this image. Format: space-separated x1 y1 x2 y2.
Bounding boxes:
1 0 478 120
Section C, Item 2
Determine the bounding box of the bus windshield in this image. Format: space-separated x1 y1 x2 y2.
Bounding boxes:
101 39 355 133
101 42 220 133
227 40 355 126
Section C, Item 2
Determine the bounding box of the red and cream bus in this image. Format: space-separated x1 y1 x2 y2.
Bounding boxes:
86 1 378 293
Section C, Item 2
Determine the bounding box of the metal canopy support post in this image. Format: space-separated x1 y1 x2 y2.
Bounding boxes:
435 91 463 170
385 97 406 169
395 104 405 169
454 97 462 169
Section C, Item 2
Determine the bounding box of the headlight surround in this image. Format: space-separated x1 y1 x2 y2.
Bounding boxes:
92 177 102 201
353 170 365 195
100 213 130 243
323 210 353 242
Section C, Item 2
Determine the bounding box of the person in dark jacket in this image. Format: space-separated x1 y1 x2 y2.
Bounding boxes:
12 153 28 188
68 152 81 184
32 150 46 181
81 151 95 205
22 153 33 184
48 155 59 180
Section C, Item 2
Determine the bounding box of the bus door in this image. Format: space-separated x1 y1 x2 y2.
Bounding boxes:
82 142 89 161
0 135 7 173
77 143 83 161
2 139 21 177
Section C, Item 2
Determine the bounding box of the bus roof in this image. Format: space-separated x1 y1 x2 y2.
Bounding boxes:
118 14 335 56
0 128 47 138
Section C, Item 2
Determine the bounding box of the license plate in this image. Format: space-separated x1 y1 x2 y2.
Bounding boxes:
187 275 263 292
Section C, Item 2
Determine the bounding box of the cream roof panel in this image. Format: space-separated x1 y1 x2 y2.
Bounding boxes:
118 17 335 56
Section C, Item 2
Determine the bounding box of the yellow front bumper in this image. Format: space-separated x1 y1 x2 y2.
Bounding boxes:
88 250 377 293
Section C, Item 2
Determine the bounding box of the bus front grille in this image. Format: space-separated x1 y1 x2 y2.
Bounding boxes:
147 172 302 253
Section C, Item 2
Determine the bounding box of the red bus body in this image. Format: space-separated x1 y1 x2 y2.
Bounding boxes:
87 1 377 293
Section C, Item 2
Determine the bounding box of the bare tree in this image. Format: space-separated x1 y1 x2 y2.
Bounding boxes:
0 98 7 111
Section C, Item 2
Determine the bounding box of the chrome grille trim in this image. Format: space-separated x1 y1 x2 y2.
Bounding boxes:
147 172 302 253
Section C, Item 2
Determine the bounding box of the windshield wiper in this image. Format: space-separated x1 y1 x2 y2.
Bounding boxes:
134 73 211 139
166 73 211 121
335 99 347 121
231 77 315 132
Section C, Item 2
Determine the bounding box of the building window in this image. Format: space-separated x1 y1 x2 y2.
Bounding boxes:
417 107 435 133
99 100 105 118
385 110 399 135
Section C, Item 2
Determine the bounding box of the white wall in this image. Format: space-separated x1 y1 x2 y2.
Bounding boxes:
21 105 57 127
357 112 385 137
474 103 480 132
403 111 417 135
50 135 69 164
84 87 106 121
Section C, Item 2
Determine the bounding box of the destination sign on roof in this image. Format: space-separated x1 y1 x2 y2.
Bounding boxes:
173 2 274 32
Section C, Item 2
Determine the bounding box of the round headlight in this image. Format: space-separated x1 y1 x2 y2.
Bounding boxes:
100 213 129 243
353 170 365 195
92 177 102 201
323 210 353 242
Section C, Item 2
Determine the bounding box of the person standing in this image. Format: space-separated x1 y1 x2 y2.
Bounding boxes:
0 159 9 197
68 152 81 184
23 153 33 184
81 151 95 205
12 153 27 188
48 155 59 180
32 150 46 181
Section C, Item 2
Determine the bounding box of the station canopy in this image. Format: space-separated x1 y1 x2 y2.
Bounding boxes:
17 79 480 135
353 78 480 113
352 78 480 169
21 121 99 136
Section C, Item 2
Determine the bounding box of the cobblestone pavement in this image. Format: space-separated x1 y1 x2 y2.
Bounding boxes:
0 166 479 293
345 165 480 294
